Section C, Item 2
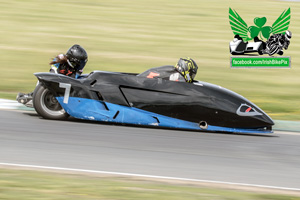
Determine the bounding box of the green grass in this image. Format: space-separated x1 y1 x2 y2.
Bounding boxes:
0 0 300 120
0 168 299 200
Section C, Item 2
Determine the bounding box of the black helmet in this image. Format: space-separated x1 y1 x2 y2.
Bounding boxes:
175 57 198 82
66 44 88 72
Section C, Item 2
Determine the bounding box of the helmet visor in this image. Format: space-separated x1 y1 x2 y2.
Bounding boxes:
77 59 87 72
67 58 87 72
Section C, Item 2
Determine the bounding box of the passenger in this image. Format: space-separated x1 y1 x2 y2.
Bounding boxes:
49 44 88 79
17 44 88 107
138 57 198 83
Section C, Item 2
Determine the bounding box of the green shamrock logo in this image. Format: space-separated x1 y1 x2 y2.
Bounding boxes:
248 17 272 40
229 8 291 42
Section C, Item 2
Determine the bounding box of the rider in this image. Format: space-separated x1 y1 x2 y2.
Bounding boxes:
266 30 292 55
17 44 88 106
138 57 198 83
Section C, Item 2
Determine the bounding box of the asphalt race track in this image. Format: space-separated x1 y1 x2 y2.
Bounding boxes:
1 109 300 190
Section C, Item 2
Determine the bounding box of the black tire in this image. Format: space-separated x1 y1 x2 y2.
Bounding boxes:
33 83 69 120
258 44 264 55
268 44 279 56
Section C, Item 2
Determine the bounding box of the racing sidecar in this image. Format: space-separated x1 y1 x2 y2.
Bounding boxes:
229 35 264 55
33 69 274 134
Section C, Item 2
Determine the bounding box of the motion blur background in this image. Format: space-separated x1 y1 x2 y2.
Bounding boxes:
0 0 299 120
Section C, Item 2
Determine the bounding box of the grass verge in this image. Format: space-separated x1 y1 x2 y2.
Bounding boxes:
0 168 300 200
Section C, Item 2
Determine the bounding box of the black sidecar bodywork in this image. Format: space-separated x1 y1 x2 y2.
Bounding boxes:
34 70 274 133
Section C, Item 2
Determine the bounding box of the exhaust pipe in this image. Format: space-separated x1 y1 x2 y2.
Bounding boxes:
199 121 208 129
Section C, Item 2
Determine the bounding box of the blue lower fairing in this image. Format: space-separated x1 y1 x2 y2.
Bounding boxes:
57 97 272 134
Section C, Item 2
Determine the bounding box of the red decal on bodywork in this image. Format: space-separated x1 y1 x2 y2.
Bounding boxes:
245 107 252 112
147 72 160 78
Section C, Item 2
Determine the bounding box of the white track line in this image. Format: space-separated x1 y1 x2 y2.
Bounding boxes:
0 162 299 192
0 99 28 110
0 99 20 109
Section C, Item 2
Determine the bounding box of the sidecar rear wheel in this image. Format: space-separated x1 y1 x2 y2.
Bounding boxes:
33 83 69 120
